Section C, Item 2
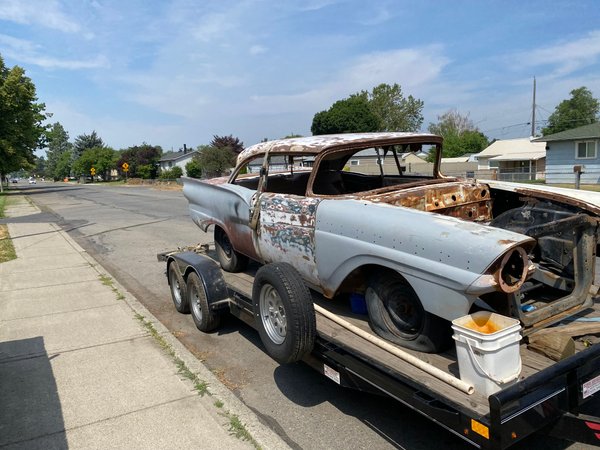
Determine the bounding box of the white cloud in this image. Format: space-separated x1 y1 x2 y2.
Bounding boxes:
512 30 600 77
0 0 80 33
245 46 450 116
249 45 267 55
0 34 109 69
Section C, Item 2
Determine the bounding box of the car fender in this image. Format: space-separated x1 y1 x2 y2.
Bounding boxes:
314 199 534 320
183 177 259 259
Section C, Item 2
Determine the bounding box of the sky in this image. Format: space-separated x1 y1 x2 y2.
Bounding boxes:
1 0 600 155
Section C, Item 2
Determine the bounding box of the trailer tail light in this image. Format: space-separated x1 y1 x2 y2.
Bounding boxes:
585 420 600 440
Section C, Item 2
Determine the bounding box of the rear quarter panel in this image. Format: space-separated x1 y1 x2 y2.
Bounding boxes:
314 199 534 320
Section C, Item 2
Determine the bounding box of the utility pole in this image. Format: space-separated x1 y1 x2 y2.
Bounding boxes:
531 77 536 137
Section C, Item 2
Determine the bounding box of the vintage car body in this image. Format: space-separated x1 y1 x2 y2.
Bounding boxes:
183 132 599 352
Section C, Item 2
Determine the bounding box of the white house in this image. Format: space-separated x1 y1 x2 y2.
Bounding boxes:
475 138 546 181
159 148 198 176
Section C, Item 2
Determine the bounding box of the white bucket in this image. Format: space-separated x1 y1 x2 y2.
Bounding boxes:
452 311 522 396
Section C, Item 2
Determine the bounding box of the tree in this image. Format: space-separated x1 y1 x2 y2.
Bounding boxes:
45 122 72 180
54 149 73 180
73 131 104 160
210 135 244 154
358 83 424 132
542 87 600 135
196 145 235 178
117 143 162 178
34 156 46 177
311 95 380 135
427 110 489 158
0 54 48 191
185 159 202 178
72 146 117 180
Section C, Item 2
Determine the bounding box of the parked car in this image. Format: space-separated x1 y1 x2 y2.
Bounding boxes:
183 132 600 353
9 178 18 183
28 177 36 184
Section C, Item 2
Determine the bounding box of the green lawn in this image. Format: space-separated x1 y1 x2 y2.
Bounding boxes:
0 193 16 263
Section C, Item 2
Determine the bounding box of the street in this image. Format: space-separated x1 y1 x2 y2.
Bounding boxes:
20 181 590 450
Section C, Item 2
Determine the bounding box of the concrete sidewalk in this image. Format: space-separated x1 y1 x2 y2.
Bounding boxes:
0 196 288 449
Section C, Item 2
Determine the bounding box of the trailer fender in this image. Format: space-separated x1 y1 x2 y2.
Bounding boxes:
167 252 229 309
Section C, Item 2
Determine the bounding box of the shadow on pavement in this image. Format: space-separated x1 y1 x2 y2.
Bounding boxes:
0 337 68 449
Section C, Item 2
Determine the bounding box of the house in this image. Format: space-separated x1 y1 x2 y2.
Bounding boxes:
475 138 546 181
346 149 430 175
159 147 198 176
533 122 600 184
440 154 478 178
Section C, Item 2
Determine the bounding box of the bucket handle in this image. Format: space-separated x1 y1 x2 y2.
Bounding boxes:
465 338 521 385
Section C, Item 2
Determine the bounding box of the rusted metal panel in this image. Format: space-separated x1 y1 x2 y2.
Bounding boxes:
257 193 321 284
363 181 493 222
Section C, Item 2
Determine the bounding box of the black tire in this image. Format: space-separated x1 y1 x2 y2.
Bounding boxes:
168 263 189 313
187 272 222 332
252 263 316 364
215 227 249 273
365 273 452 353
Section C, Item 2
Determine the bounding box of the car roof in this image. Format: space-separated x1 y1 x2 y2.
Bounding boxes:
237 132 442 165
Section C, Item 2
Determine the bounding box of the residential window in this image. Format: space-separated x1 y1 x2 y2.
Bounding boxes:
575 141 597 159
350 160 360 166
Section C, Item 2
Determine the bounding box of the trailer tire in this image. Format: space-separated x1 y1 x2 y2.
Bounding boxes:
252 263 316 364
187 272 222 332
366 273 451 353
215 226 249 273
168 263 189 313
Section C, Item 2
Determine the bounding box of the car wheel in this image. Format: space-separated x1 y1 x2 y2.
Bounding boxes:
252 263 316 363
168 263 189 313
187 272 222 332
366 273 452 353
215 226 249 273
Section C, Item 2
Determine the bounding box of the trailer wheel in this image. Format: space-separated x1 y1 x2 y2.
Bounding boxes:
366 274 451 353
168 263 189 313
187 272 222 332
252 263 316 364
215 226 249 273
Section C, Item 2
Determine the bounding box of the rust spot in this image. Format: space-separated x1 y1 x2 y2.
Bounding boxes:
498 239 516 245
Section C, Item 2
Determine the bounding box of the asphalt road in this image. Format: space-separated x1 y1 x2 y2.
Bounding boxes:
19 181 590 450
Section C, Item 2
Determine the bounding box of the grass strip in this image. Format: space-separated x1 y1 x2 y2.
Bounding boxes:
0 224 16 263
0 194 16 263
134 313 261 448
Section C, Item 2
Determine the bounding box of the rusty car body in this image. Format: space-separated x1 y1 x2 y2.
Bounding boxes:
183 132 600 352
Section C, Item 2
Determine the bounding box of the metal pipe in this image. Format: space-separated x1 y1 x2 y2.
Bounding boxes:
313 304 475 395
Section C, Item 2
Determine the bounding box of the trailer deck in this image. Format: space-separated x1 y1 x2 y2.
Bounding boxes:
222 264 600 417
161 248 600 449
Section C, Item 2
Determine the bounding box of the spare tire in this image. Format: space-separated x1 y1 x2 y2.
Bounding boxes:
252 263 316 363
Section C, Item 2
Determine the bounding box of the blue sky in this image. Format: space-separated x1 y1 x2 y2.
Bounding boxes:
1 0 600 154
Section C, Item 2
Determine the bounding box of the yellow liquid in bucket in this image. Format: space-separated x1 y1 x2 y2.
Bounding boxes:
463 317 501 334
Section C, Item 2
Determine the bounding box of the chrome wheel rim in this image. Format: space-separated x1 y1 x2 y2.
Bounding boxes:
170 270 182 306
190 286 202 320
259 284 286 344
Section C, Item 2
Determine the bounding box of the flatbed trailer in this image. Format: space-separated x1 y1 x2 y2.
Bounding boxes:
159 247 600 449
